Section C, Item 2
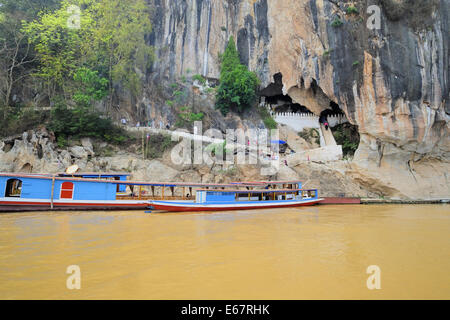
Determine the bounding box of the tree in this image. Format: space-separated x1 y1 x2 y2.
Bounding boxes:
0 22 35 112
215 37 260 115
220 36 240 74
72 67 108 108
90 0 154 100
0 0 60 19
0 5 39 116
0 0 61 131
22 0 154 107
22 1 96 98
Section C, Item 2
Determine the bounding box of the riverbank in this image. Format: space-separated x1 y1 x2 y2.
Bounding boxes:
361 198 450 205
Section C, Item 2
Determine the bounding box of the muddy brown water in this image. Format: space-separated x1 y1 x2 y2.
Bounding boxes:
0 204 449 299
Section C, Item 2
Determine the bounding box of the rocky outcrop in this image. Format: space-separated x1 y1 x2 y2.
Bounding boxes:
0 128 382 198
148 0 449 199
0 129 267 185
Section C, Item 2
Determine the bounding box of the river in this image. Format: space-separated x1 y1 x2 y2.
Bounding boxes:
0 204 449 299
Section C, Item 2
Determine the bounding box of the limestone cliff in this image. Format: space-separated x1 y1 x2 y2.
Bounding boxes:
147 0 449 199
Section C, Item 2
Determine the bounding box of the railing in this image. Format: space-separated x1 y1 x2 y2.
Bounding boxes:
272 112 348 126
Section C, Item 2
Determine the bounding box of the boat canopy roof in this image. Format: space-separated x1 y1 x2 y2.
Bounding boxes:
0 173 261 188
0 173 302 189
57 172 131 177
197 189 315 194
231 180 302 185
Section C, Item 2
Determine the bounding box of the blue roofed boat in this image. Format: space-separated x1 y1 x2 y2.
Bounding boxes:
149 188 322 212
0 173 322 212
0 172 148 212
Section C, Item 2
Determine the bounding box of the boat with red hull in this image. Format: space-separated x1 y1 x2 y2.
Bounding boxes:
150 189 323 212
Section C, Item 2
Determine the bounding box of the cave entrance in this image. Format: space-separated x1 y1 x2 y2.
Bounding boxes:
259 73 348 118
259 73 360 156
259 73 315 115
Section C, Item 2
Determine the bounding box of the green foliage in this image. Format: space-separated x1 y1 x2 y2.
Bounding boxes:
346 6 359 15
48 98 128 144
205 141 228 159
22 1 96 93
216 37 260 115
189 112 204 122
145 133 177 159
0 0 155 143
166 100 174 107
193 74 207 85
220 36 241 74
87 0 154 96
331 18 344 27
175 106 204 128
173 90 184 97
259 107 277 130
323 49 333 58
22 0 154 98
352 60 360 67
0 0 60 19
205 87 215 94
173 90 186 103
332 123 360 156
73 67 109 107
0 106 50 137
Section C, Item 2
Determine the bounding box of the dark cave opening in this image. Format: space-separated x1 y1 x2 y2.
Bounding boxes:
259 73 360 156
259 73 315 115
259 73 346 117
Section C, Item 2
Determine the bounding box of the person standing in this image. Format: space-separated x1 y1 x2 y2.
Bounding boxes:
319 112 329 130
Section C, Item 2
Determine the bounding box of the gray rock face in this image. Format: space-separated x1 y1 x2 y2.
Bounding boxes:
150 0 448 152
148 0 449 198
81 138 95 156
69 146 88 159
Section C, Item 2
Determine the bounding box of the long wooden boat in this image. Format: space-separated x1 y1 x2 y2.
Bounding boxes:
150 188 323 212
0 172 314 212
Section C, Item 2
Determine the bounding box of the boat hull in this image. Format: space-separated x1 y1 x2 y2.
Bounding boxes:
0 198 149 212
150 198 323 212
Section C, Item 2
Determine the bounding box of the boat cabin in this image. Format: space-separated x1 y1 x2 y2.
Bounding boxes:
58 172 130 193
195 188 318 204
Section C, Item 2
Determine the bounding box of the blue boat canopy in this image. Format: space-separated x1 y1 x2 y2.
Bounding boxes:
271 140 287 145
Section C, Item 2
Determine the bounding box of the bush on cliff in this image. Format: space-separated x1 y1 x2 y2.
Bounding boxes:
332 123 360 157
48 99 127 146
259 107 277 130
215 36 260 116
144 133 177 160
0 106 50 137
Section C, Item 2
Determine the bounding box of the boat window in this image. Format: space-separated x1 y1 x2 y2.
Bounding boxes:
5 179 22 197
60 182 74 200
237 193 250 201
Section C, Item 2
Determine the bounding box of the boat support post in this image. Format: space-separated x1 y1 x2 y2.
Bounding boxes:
50 175 56 210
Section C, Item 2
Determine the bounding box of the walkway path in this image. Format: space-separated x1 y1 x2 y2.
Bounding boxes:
319 123 337 147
